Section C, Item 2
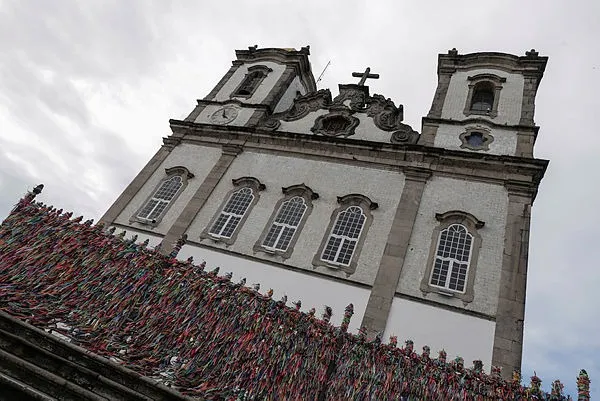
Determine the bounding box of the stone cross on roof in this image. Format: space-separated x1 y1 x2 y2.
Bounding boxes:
352 67 379 86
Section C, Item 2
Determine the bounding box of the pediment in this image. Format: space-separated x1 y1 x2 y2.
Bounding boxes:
259 85 419 144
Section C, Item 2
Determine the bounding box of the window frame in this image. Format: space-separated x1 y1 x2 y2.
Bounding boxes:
312 194 378 276
459 126 495 151
463 73 506 119
131 166 194 227
201 177 265 245
254 184 319 259
231 65 273 99
420 211 485 304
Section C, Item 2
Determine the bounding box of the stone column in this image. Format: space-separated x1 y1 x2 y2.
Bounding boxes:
160 145 242 254
98 137 180 226
491 183 534 377
360 168 431 336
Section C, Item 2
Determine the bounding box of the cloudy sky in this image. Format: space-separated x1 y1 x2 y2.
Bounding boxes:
0 0 598 396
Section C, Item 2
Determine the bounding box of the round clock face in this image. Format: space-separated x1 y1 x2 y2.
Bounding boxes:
209 106 239 125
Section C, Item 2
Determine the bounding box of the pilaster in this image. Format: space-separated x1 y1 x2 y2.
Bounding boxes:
160 144 243 254
491 182 534 377
360 168 431 336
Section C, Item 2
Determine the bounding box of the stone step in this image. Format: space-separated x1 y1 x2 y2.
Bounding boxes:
0 327 152 400
0 372 58 401
0 312 193 401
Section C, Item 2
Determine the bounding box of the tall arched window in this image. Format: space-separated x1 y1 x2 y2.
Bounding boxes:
133 166 193 226
313 194 377 275
420 211 484 304
232 65 272 98
263 196 307 251
430 224 473 292
255 184 319 259
321 205 366 266
209 187 254 238
470 82 495 112
203 177 265 244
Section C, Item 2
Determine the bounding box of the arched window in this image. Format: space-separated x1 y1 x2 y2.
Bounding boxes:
133 166 193 226
430 224 473 292
420 211 484 304
232 65 272 98
470 82 495 112
322 206 366 266
255 184 318 258
263 196 307 251
209 187 254 238
203 177 266 244
463 74 505 118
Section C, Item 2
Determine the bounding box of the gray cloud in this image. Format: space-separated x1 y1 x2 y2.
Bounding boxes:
0 0 598 396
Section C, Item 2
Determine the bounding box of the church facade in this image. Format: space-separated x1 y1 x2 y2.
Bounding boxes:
99 46 548 376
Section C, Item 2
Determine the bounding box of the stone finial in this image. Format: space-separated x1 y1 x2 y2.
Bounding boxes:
448 48 459 56
280 295 287 304
293 300 301 310
526 48 539 57
252 283 260 291
266 289 273 298
512 370 521 384
404 340 414 353
322 306 332 323
437 349 447 364
21 184 44 206
551 379 564 397
340 303 353 332
238 277 246 286
169 234 187 258
454 356 464 371
199 261 206 271
308 307 316 317
141 239 150 248
209 266 220 276
223 272 233 280
248 45 258 51
577 369 590 401
389 336 398 348
107 226 116 235
186 256 194 264
153 242 162 252
473 360 483 373
422 345 430 359
530 372 542 393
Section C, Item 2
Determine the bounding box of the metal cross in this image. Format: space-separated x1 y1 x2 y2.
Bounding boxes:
352 67 379 86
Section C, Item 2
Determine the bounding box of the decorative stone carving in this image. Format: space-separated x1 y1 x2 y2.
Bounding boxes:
311 111 360 137
332 85 368 111
283 89 332 121
366 95 404 131
390 123 419 144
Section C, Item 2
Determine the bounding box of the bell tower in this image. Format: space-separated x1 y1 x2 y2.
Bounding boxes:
421 48 547 158
184 46 317 128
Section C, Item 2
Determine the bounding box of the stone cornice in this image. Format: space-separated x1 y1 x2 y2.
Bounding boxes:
169 119 548 194
196 98 271 110
422 116 540 134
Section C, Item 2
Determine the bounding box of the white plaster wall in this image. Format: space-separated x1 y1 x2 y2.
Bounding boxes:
433 123 518 156
385 297 495 370
185 151 405 286
114 144 222 234
442 68 524 125
193 103 253 126
274 76 305 113
213 61 286 104
397 176 508 316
